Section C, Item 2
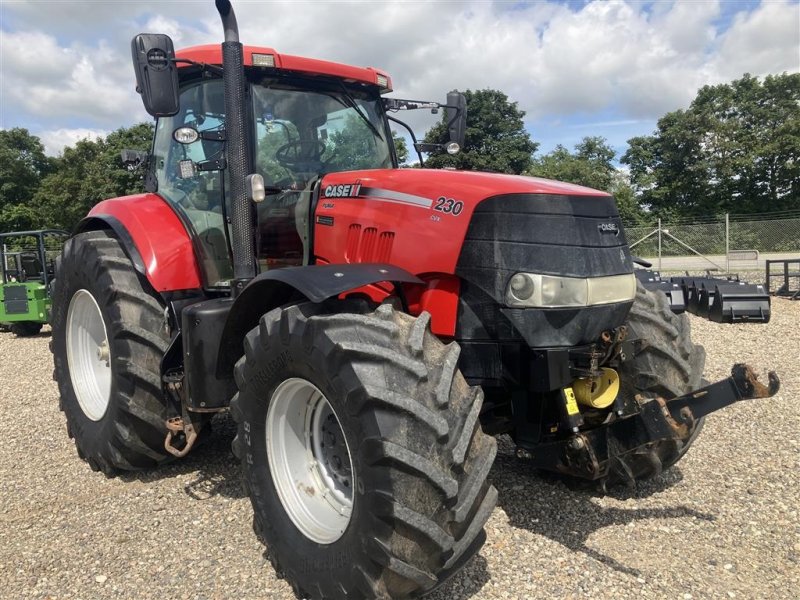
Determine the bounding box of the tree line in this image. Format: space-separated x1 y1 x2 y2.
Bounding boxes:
1 72 797 232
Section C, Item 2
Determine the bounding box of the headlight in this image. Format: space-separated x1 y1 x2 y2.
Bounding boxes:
505 272 636 308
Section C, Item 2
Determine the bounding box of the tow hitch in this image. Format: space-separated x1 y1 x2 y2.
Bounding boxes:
638 364 779 439
516 364 780 486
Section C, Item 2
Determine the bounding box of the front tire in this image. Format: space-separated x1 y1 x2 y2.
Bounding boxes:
231 303 498 599
51 230 172 474
612 282 707 483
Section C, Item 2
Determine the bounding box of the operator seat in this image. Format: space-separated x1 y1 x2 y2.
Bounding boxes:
20 253 43 282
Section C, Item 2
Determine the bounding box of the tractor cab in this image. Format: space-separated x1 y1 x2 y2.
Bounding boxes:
131 39 464 290
149 57 396 285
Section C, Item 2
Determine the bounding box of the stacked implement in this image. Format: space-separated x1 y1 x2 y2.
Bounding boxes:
633 270 686 314
635 270 770 323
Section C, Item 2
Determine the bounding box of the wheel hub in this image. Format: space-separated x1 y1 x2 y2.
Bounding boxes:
266 378 354 544
65 289 112 422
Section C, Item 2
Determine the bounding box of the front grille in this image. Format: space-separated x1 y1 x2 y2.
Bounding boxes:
455 193 634 347
3 285 29 315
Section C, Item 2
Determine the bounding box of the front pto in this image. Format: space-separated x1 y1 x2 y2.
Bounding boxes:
516 364 780 488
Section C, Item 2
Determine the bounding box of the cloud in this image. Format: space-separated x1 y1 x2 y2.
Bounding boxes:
0 0 797 145
713 0 800 78
0 30 147 127
37 127 110 156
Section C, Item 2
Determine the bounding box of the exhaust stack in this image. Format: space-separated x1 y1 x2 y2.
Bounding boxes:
215 0 256 293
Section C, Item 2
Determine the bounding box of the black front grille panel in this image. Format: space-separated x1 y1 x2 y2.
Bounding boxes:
455 193 634 349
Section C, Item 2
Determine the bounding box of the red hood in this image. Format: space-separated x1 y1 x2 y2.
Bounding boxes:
320 168 608 209
314 168 611 277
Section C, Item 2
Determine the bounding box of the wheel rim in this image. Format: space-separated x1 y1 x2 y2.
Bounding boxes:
66 289 112 421
266 378 354 544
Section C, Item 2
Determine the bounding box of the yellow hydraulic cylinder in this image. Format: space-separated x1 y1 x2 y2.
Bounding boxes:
572 368 620 409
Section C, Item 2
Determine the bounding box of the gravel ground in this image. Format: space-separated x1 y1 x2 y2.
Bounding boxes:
1 300 798 600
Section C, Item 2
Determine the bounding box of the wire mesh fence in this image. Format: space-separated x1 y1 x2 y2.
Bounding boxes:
625 211 800 273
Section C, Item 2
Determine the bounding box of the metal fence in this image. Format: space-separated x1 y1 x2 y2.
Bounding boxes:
625 212 800 273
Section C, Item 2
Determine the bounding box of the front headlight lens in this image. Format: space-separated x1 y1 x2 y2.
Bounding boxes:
505 273 636 308
509 273 535 301
541 275 587 306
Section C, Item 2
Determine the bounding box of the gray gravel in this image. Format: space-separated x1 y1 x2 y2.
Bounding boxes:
1 300 798 599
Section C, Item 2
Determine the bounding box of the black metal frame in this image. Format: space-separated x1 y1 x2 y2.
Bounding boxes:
0 229 68 287
766 259 800 299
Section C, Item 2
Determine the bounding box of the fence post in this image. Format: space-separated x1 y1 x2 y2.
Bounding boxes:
725 213 730 273
657 218 662 271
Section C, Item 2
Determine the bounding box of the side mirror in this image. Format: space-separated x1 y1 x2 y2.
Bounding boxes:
446 91 467 149
131 33 180 117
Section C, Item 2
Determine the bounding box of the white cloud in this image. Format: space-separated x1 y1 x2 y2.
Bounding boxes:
37 127 110 156
0 31 147 126
1 0 797 144
713 0 800 79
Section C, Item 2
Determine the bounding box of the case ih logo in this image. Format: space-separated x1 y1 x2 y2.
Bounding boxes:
323 184 361 198
598 222 619 235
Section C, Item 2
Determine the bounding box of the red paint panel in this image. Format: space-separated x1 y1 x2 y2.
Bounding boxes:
405 276 461 337
175 45 391 90
89 194 201 292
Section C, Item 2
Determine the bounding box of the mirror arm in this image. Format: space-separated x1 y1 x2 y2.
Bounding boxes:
196 158 228 172
172 58 224 76
414 143 444 154
386 115 424 167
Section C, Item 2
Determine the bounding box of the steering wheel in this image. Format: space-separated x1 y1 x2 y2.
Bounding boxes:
275 140 326 169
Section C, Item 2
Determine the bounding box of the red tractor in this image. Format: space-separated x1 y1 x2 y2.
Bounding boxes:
50 1 779 598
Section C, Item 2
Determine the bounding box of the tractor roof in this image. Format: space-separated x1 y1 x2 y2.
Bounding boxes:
175 45 392 92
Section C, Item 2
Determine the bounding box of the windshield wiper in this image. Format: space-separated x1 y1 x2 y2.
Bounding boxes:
333 83 384 142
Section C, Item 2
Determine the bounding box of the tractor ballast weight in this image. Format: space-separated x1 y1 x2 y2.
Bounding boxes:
47 2 781 599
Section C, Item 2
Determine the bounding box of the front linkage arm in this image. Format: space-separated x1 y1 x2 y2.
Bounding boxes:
520 364 781 485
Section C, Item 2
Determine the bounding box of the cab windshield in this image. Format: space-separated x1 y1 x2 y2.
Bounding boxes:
251 76 393 189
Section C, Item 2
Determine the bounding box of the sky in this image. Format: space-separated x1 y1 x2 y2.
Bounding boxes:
1 0 798 160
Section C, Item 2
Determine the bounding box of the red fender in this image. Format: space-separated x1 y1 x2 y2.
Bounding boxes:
84 194 202 292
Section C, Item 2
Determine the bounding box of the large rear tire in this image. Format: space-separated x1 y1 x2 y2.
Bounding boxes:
231 303 498 599
51 230 172 474
612 281 707 484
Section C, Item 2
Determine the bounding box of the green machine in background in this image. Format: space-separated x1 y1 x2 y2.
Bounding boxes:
1 230 68 337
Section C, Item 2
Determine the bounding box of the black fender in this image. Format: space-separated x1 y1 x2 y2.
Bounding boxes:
215 263 423 377
73 215 148 278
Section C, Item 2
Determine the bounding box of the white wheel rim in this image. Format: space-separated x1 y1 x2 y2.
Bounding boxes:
266 378 354 544
66 289 112 421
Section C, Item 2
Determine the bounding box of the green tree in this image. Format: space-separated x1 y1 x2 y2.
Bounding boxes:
392 131 409 165
609 172 647 226
422 89 538 173
34 123 154 230
622 73 800 218
528 136 646 224
528 136 617 190
0 128 54 231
